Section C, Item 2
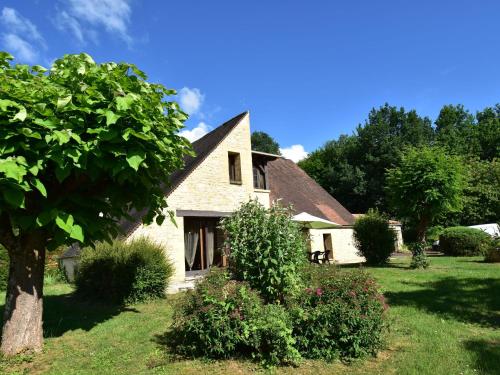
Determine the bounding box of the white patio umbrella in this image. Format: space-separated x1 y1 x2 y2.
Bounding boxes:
292 212 340 229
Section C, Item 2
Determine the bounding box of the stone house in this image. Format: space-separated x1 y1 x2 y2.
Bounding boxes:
61 112 367 290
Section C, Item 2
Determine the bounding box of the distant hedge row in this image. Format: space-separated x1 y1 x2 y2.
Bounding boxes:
439 227 492 256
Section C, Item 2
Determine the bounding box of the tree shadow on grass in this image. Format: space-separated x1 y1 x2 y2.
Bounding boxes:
0 293 139 338
464 339 500 375
385 277 500 328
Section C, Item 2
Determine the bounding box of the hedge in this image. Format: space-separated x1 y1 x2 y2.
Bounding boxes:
439 227 492 256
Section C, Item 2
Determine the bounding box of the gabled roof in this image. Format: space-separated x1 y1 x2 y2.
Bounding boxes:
119 111 249 236
168 111 249 197
267 157 355 226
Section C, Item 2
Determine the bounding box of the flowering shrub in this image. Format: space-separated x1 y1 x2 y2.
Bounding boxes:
291 269 386 361
167 269 300 366
167 201 387 367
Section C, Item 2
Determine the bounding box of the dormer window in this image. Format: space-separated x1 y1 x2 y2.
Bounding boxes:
228 152 242 184
253 163 267 189
252 153 270 190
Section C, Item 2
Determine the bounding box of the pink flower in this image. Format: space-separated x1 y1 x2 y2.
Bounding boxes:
349 291 357 297
316 288 323 296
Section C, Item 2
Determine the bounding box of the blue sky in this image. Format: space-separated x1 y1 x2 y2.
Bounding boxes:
1 1 500 161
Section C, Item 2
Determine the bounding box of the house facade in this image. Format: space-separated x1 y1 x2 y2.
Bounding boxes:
61 112 368 288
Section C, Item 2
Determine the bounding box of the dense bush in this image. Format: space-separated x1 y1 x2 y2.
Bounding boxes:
291 268 386 361
249 304 301 366
219 200 307 303
0 245 8 291
168 270 300 366
353 209 396 265
484 237 500 262
75 237 173 304
439 227 492 256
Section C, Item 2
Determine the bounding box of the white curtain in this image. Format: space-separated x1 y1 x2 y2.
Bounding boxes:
205 222 215 268
184 229 199 271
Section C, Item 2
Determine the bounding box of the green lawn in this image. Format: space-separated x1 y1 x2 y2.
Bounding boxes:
1 256 499 375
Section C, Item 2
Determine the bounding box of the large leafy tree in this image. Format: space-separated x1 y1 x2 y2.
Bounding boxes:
0 53 191 355
385 146 465 242
435 104 478 156
299 134 367 213
475 105 500 160
251 131 280 154
299 104 434 213
436 158 500 227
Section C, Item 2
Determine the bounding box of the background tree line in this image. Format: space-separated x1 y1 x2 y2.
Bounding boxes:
298 103 500 238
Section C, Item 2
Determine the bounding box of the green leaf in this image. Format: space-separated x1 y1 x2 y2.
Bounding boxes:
0 159 27 182
55 213 74 234
34 118 57 129
20 128 41 139
32 178 47 197
126 151 146 171
69 224 84 242
2 188 25 208
116 94 135 111
53 130 71 145
13 107 27 122
32 65 47 73
155 215 165 226
36 209 57 227
105 110 120 125
0 99 18 111
57 95 72 109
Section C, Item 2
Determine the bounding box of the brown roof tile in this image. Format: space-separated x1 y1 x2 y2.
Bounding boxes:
268 158 355 225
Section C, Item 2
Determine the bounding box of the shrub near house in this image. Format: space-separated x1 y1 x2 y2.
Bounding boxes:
75 238 174 304
353 210 395 265
167 201 387 367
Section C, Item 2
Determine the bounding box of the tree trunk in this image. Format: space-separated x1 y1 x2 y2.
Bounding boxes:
1 235 46 356
415 216 430 244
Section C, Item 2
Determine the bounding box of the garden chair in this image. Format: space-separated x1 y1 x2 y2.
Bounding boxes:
322 250 332 264
309 251 322 264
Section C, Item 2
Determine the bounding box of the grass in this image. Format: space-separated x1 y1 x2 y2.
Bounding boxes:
0 256 499 374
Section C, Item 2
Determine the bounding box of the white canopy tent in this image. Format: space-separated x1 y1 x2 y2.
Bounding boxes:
292 212 340 229
468 223 500 237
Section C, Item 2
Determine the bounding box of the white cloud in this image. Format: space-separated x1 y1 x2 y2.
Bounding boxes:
280 144 308 163
178 87 205 115
0 7 47 64
0 7 45 47
179 122 211 142
1 33 37 63
54 11 85 44
56 0 132 44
